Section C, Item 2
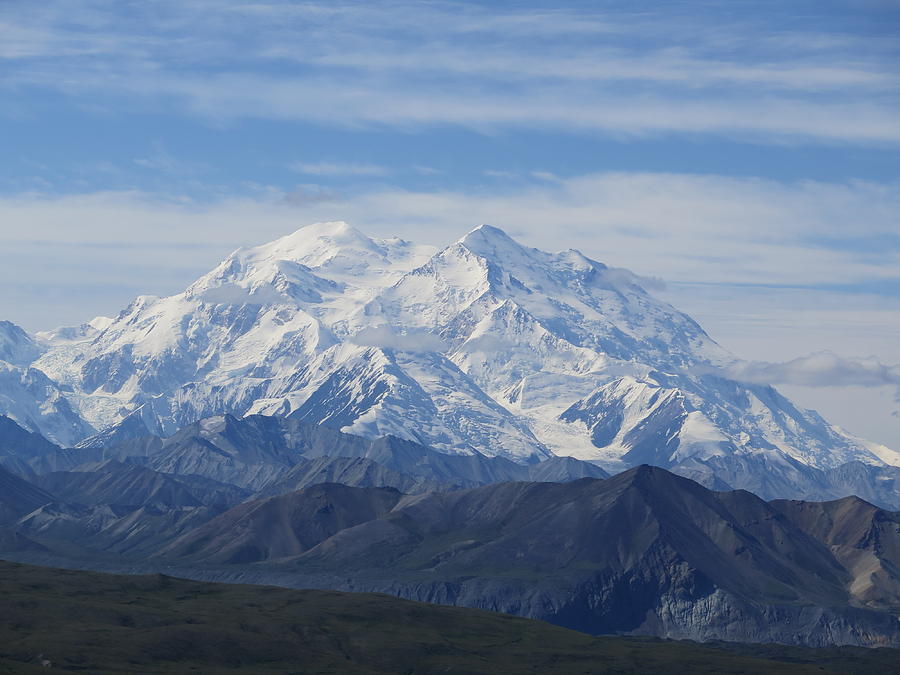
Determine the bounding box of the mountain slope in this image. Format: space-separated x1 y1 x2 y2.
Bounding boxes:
32 460 248 511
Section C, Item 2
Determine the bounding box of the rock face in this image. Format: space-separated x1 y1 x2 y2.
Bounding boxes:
154 466 900 647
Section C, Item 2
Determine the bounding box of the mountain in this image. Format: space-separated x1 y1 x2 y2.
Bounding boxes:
0 222 895 501
32 460 248 511
0 414 63 477
164 483 404 564
4 465 900 646
0 321 42 366
152 466 900 647
0 464 55 524
9 459 247 559
62 413 607 493
0 413 609 501
13 500 222 559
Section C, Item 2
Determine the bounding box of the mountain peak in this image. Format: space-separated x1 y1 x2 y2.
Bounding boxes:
454 224 541 271
457 224 521 249
610 463 701 494
252 221 378 263
461 223 511 238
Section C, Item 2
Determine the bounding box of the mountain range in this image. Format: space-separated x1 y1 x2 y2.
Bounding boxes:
2 222 900 648
0 222 898 505
1 444 899 648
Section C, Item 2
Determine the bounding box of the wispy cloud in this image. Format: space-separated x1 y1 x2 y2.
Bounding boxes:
2 1 898 144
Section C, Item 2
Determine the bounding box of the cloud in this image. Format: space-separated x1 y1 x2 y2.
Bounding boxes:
603 267 667 292
2 1 898 144
197 283 285 306
724 352 900 397
350 326 447 353
289 162 389 177
530 171 561 183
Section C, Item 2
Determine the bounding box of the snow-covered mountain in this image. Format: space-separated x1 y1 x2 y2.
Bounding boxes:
3 222 898 498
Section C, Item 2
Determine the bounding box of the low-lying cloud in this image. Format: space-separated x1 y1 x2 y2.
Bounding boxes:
725 352 900 399
350 326 447 353
198 283 286 306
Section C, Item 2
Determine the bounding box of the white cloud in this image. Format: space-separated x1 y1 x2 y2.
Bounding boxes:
1 170 898 301
198 283 286 306
719 352 900 448
350 326 447 353
724 352 900 394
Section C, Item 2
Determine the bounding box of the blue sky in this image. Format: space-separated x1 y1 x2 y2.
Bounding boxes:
2 0 900 445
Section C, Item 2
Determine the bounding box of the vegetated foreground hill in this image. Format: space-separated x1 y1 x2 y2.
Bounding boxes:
1 560 899 675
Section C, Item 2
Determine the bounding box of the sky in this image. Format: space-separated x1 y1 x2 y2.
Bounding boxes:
1 0 900 447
